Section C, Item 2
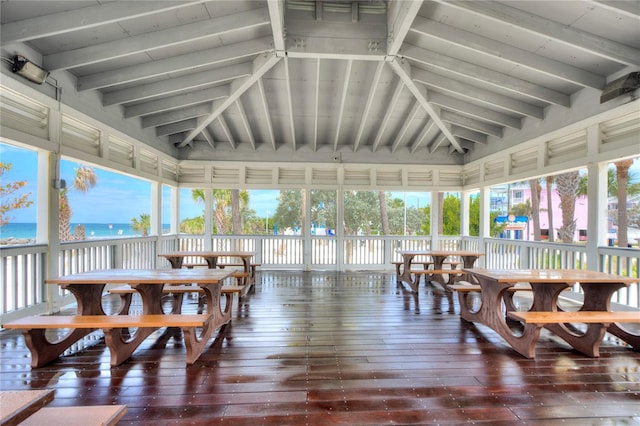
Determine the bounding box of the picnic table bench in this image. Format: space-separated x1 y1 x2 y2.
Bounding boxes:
3 314 212 366
507 310 640 357
108 284 246 315
0 388 126 426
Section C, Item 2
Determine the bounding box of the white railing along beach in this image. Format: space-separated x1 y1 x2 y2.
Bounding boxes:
1 235 638 323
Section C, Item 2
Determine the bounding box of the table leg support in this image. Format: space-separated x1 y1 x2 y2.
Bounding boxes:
459 277 542 358
542 322 610 357
103 327 157 366
22 328 95 368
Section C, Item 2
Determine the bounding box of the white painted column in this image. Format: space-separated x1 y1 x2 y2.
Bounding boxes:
585 162 608 271
150 181 161 236
478 186 490 267
170 186 179 235
204 189 213 250
336 186 345 272
430 190 440 249
460 190 470 245
303 188 312 271
45 151 62 313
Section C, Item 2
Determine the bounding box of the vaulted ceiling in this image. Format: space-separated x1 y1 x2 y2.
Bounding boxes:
1 1 639 167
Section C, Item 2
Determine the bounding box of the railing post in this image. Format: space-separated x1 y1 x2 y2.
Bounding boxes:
520 244 530 268
112 242 123 269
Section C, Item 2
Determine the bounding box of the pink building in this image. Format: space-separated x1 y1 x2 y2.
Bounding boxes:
502 186 589 242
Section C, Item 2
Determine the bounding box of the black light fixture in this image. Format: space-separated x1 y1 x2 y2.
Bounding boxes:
11 55 50 84
600 71 640 103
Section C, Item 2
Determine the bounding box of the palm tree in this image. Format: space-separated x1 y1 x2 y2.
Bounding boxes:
555 171 579 243
615 159 634 248
545 176 555 242
131 213 150 236
529 179 541 240
378 191 390 235
59 165 97 241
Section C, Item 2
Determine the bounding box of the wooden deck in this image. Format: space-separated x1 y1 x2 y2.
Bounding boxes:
1 271 639 425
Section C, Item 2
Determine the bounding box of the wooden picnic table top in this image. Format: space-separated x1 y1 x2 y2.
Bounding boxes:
396 250 484 257
45 268 232 285
158 251 254 258
462 268 638 284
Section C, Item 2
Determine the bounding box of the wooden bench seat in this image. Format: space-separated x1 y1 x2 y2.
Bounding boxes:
506 310 640 357
391 261 461 276
0 389 54 426
182 262 258 285
447 284 532 292
21 405 127 426
108 284 246 315
3 314 212 367
507 311 640 324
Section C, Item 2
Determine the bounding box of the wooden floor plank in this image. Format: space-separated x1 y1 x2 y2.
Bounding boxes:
1 271 638 425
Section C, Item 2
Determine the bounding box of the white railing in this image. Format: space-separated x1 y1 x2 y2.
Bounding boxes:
1 244 47 319
1 234 639 321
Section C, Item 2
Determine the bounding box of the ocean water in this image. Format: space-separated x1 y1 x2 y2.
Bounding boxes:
0 223 169 240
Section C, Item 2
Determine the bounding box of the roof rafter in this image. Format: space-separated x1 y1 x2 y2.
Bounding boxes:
410 16 605 89
235 100 256 150
141 104 213 129
402 45 570 107
391 100 421 152
428 93 522 129
267 0 286 54
313 58 321 152
386 0 423 56
179 52 280 147
440 110 503 138
333 60 353 151
412 68 544 119
78 38 272 91
389 58 463 153
444 0 640 66
372 78 404 152
256 78 277 150
1 1 202 44
590 0 640 18
217 115 235 150
125 86 229 119
410 120 438 153
283 56 297 151
44 8 270 70
353 62 385 152
104 63 251 106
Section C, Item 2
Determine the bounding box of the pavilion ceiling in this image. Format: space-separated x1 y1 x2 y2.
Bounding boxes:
1 0 638 167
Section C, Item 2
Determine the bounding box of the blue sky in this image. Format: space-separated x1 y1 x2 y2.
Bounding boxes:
1 142 638 223
0 143 280 223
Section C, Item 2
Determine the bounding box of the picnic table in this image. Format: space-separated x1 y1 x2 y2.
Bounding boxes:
395 250 484 291
459 268 640 358
3 268 232 367
158 250 256 286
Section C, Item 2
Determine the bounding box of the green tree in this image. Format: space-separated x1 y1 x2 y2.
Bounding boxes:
441 194 460 235
273 190 303 232
191 188 250 234
0 162 33 226
180 216 204 234
468 196 506 237
131 213 150 236
343 191 380 235
59 165 97 241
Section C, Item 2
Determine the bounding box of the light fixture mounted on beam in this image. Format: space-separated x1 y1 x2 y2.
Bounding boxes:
11 55 50 84
600 71 640 103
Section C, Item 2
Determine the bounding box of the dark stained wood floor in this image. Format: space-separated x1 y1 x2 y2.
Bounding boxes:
1 271 639 425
